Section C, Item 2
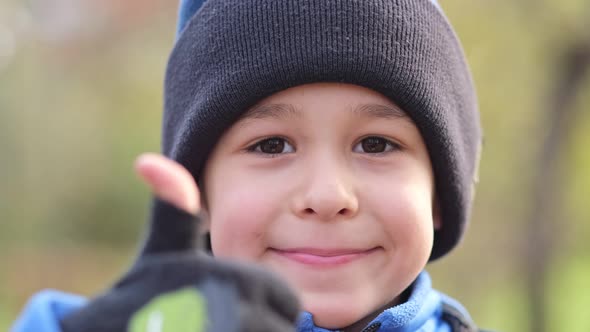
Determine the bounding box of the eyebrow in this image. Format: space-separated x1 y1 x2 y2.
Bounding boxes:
351 103 409 120
240 103 300 121
238 102 409 124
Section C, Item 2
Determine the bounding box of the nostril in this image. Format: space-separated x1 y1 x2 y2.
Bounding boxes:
338 208 350 216
304 208 315 214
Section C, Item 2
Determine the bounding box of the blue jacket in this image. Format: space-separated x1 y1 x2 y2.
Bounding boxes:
11 271 474 332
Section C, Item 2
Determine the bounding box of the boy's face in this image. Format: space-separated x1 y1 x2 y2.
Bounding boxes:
202 83 440 329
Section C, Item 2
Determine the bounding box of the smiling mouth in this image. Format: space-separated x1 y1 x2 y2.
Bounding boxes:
270 247 380 266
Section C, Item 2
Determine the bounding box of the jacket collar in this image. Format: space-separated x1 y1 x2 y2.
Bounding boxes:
296 271 445 332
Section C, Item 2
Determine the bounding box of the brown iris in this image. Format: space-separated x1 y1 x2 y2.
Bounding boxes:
361 137 388 153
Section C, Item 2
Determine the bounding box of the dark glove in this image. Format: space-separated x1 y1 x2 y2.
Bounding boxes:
60 198 300 332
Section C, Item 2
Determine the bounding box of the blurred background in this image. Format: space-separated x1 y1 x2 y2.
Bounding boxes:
1 0 589 331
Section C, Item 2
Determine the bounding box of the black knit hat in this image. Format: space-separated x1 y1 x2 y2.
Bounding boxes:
160 0 482 261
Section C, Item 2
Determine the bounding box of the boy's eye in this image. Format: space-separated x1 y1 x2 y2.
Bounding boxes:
353 136 398 154
249 137 295 155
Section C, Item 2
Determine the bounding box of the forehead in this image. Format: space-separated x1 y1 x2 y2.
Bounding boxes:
237 83 412 125
241 103 408 120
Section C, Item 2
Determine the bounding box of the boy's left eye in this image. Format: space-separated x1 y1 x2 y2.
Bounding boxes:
353 136 399 154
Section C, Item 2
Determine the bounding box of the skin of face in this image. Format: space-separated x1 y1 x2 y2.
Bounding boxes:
201 82 440 330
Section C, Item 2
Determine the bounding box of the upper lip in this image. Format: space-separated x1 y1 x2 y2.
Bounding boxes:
271 247 378 257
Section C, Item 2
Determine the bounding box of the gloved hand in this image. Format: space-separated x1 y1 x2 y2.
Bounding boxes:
59 154 300 332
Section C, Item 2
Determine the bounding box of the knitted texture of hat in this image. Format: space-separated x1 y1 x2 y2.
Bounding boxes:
161 0 482 261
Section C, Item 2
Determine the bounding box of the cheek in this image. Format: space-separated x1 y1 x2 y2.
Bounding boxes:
368 175 435 256
207 178 281 261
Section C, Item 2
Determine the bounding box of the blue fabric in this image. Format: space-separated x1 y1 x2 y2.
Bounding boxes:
12 271 462 332
176 0 207 38
11 290 87 332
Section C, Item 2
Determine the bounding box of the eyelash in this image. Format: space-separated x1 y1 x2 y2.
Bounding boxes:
353 136 402 155
246 136 402 157
246 136 295 157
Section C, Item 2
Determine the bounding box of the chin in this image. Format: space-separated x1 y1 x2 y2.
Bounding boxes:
301 293 373 329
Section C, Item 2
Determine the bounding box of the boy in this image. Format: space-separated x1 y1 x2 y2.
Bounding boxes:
12 0 484 331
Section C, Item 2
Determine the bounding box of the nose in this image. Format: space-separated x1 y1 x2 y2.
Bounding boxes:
293 163 359 221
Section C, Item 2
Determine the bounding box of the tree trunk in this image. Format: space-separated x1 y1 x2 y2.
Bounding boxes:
525 40 590 332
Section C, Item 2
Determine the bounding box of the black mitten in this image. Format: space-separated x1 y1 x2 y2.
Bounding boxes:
60 198 300 332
